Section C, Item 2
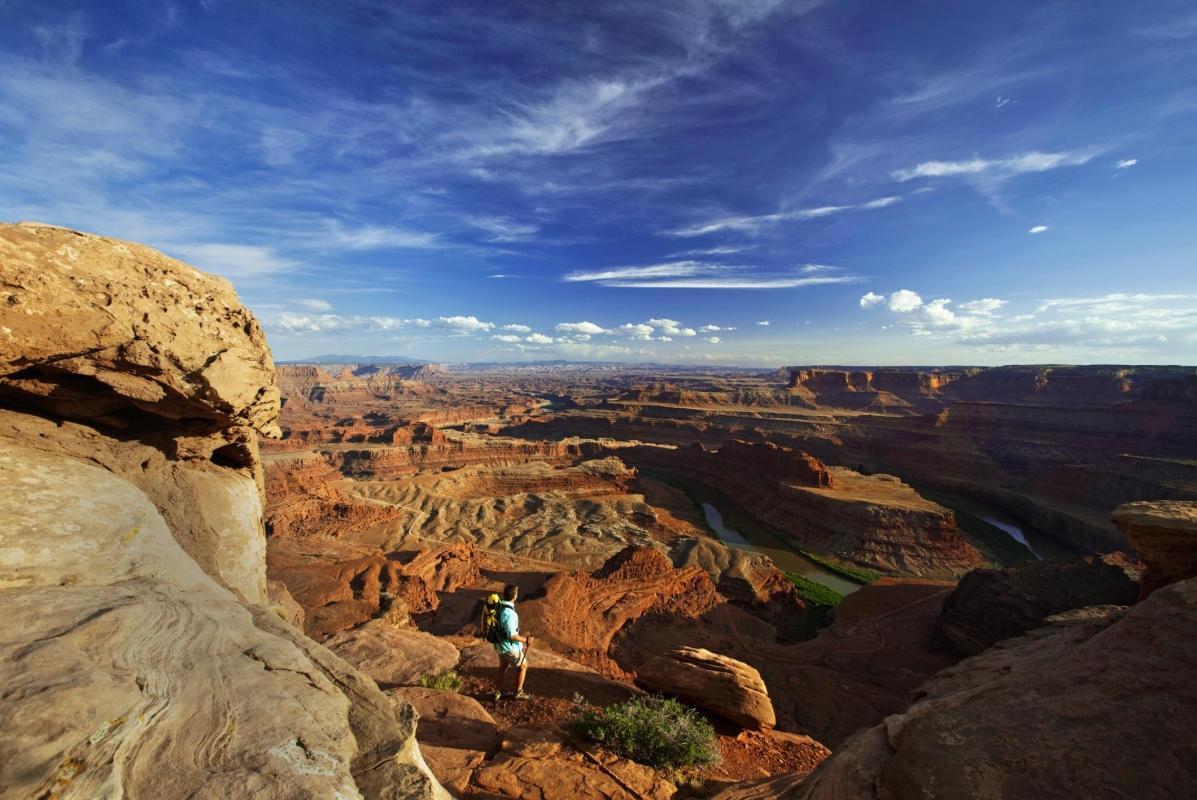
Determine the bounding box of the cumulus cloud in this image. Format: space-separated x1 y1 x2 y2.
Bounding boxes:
699 324 736 332
647 318 696 336
888 289 924 312
1029 225 1049 234
705 336 722 343
501 323 532 332
618 323 656 339
436 315 493 333
555 321 608 335
756 320 770 326
492 334 522 343
859 291 885 308
891 149 1099 182
525 333 554 344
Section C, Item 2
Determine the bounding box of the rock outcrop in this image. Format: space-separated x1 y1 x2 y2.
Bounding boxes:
1113 500 1197 597
0 223 446 799
936 554 1142 656
792 578 1197 800
327 621 461 687
637 646 777 730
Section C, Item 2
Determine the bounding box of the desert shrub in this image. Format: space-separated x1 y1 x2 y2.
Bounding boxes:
785 572 845 607
569 694 719 770
418 668 463 692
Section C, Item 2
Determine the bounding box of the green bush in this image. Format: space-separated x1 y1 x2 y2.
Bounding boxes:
418 668 463 692
785 572 845 606
569 694 719 770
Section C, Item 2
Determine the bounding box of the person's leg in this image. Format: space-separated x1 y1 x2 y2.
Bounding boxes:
515 660 528 693
495 663 508 697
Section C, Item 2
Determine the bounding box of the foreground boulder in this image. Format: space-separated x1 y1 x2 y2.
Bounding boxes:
936 554 1141 656
637 646 776 730
1113 500 1197 597
0 223 446 798
793 578 1197 800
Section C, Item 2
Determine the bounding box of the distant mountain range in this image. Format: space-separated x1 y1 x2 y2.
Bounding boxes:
278 354 428 365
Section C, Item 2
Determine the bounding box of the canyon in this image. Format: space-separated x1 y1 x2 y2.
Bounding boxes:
3 224 1195 799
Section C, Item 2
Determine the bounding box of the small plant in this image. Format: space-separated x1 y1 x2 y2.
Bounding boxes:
569 694 719 770
418 668 463 692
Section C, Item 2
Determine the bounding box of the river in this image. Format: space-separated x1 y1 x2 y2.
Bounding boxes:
700 502 861 595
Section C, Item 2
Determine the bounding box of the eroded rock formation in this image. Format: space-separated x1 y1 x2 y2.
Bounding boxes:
935 554 1142 656
0 223 446 799
792 578 1197 800
1113 500 1197 597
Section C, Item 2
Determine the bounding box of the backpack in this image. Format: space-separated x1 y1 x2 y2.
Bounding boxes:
479 594 504 644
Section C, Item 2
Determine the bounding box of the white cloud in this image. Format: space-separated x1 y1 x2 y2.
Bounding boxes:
959 298 1007 315
800 264 839 273
170 243 299 280
1115 158 1138 169
555 321 608 335
618 323 656 339
436 315 493 333
468 216 540 242
859 291 886 308
492 334 522 343
563 261 706 282
669 196 900 237
668 245 751 257
600 275 861 290
296 298 332 311
1029 225 1049 234
647 318 696 336
891 149 1098 182
525 333 554 344
923 298 956 326
501 323 532 332
705 336 722 343
756 320 770 326
320 219 440 250
699 324 736 332
888 289 924 312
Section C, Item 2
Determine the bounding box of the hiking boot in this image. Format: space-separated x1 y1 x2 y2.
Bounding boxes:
492 691 504 702
511 690 532 701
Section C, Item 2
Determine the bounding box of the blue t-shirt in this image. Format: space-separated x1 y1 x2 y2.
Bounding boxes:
495 601 523 659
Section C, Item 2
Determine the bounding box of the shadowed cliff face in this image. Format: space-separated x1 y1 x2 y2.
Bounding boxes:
0 223 447 800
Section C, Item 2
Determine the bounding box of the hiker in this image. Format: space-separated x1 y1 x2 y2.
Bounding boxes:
488 584 534 701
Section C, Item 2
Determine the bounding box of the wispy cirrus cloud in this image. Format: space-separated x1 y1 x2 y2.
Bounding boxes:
891 149 1100 182
564 260 862 289
668 196 901 237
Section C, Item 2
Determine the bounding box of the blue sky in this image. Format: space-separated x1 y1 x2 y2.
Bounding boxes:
2 0 1195 365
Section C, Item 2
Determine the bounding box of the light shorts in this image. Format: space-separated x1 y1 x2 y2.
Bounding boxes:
498 644 526 667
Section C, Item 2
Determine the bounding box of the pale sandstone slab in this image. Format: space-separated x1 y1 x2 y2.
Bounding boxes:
328 621 460 687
